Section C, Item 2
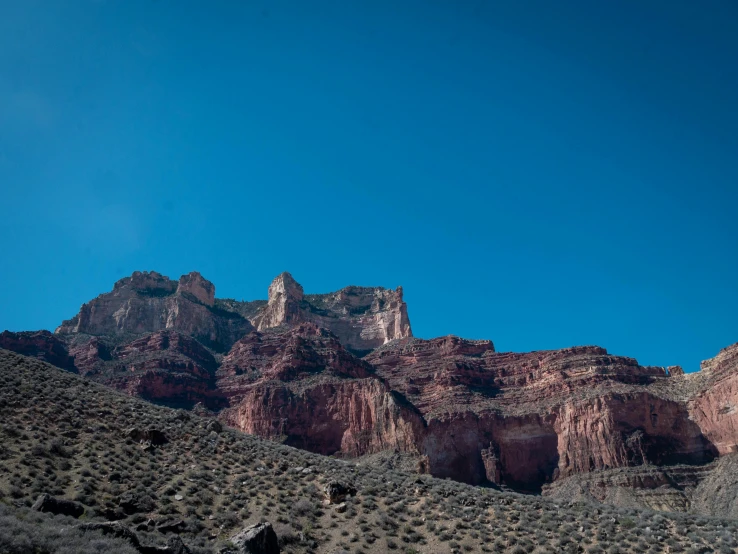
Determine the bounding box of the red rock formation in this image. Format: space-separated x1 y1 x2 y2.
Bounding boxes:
68 331 222 409
553 392 711 477
221 379 424 456
67 336 111 375
4 270 736 494
687 343 738 454
177 271 215 307
0 330 76 372
218 323 372 384
366 337 712 488
217 324 425 457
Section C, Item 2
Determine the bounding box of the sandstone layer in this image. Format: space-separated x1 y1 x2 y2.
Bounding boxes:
217 324 425 458
366 337 714 488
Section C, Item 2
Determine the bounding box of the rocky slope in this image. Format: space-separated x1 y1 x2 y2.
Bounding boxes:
2 270 737 503
5 349 737 554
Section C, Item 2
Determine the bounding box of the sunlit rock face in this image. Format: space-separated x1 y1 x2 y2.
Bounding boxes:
249 272 411 355
250 272 305 330
55 271 253 352
688 343 738 455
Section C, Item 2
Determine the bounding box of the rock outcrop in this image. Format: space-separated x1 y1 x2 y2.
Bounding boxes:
542 464 713 512
31 493 85 518
686 343 738 455
689 452 738 518
217 323 373 384
66 330 224 409
250 272 411 354
56 271 252 352
229 522 279 554
366 337 713 488
0 330 77 372
217 324 425 457
250 272 304 330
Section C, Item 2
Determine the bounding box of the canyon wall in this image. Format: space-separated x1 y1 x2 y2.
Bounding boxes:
2 270 737 496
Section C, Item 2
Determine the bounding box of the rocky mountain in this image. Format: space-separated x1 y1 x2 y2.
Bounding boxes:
2 269 738 512
5 349 738 554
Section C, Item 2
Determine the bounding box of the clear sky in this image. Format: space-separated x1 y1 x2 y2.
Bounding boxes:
1 1 736 372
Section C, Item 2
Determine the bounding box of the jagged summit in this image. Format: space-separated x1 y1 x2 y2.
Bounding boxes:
251 272 412 353
251 272 305 330
53 270 412 354
55 270 250 352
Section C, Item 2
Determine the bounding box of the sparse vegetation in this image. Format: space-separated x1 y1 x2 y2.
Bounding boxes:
1 348 737 553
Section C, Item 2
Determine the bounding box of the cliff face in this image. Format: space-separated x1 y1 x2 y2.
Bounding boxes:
0 330 77 372
250 272 305 330
216 324 424 458
250 272 412 354
217 323 373 385
56 271 252 352
72 330 222 408
687 343 738 455
220 380 424 457
2 269 737 498
366 337 713 488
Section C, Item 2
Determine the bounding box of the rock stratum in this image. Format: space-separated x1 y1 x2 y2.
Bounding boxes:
2 270 737 510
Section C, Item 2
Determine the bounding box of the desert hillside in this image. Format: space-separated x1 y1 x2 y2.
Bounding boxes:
2 349 738 554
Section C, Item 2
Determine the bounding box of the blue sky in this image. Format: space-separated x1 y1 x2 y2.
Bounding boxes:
1 1 736 371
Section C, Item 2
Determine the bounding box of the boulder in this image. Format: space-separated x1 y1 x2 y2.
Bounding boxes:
119 490 156 514
323 481 357 504
229 522 280 554
156 519 187 533
206 419 223 434
31 493 84 518
127 428 168 445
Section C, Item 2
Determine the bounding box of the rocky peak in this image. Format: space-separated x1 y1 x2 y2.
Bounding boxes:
269 272 305 305
252 272 304 330
177 272 215 306
249 273 412 353
700 342 738 374
55 270 253 351
113 271 177 296
437 335 495 356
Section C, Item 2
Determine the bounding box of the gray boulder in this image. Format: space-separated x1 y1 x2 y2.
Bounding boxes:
229 522 279 554
31 493 84 518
